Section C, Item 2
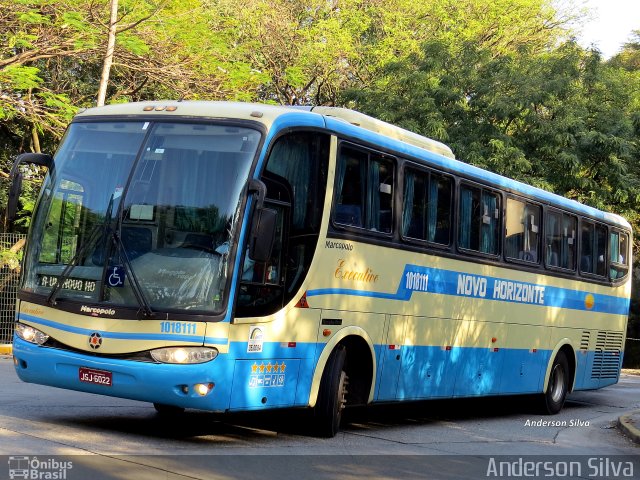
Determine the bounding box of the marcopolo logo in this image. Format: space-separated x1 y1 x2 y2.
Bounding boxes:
80 305 116 317
8 456 73 479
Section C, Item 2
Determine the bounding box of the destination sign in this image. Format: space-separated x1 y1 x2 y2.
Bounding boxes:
38 274 97 293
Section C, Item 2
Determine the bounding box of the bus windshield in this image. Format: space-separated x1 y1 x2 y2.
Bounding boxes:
22 121 261 315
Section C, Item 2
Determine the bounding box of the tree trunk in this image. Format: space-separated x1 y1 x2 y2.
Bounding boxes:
96 0 119 107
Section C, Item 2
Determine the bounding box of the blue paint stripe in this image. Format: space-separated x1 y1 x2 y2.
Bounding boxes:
307 264 630 315
18 314 229 344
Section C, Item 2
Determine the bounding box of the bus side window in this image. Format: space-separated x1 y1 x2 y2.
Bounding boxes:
580 221 607 277
505 198 540 263
458 184 500 255
544 211 576 270
610 230 629 280
334 145 394 233
403 168 452 245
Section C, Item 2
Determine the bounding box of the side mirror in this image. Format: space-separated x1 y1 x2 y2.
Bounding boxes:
247 179 277 263
5 152 53 227
6 172 23 225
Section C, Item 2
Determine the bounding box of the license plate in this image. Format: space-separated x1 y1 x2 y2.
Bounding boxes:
79 367 112 387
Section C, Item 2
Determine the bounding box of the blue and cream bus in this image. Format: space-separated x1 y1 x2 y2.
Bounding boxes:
9 102 631 437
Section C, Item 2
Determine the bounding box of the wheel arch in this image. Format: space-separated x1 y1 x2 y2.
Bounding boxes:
543 339 577 393
308 326 376 408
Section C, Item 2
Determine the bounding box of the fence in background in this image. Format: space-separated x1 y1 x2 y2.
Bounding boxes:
0 233 26 344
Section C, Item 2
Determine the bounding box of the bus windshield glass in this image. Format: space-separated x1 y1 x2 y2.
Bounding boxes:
22 121 261 315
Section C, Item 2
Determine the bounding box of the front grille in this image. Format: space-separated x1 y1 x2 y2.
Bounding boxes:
43 337 156 362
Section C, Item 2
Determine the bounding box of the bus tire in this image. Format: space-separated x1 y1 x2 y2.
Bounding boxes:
153 403 185 417
314 345 349 437
540 351 570 414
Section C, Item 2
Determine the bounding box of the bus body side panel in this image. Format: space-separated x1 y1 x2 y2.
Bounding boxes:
225 308 322 410
305 239 630 403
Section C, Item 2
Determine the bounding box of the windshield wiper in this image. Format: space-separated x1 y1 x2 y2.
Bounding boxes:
110 229 155 318
47 193 116 307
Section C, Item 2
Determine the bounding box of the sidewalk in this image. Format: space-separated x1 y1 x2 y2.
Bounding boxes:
618 411 640 445
618 370 640 445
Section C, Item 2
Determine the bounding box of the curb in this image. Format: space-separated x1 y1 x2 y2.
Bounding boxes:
618 411 640 445
0 344 12 356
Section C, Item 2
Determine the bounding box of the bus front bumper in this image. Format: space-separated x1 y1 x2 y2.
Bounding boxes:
12 337 233 411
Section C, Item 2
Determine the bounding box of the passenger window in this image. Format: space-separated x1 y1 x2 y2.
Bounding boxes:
334 145 394 233
505 198 540 263
580 221 607 277
609 230 629 280
544 211 576 270
458 185 500 255
402 168 452 245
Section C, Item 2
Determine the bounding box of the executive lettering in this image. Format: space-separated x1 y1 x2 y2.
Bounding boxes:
334 259 379 283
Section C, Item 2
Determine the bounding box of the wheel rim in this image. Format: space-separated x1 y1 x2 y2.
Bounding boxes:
337 371 348 416
550 364 566 403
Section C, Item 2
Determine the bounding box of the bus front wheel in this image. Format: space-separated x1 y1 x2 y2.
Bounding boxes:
540 351 570 414
314 345 349 437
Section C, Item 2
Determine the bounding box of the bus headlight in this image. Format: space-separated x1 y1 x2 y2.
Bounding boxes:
15 323 49 345
151 347 218 364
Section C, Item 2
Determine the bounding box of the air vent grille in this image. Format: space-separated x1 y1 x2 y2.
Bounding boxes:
591 331 623 379
580 331 590 351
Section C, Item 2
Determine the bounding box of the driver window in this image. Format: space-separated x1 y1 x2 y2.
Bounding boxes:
236 132 329 318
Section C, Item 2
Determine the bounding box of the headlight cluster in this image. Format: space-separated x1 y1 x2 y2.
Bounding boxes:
150 347 218 364
15 323 49 345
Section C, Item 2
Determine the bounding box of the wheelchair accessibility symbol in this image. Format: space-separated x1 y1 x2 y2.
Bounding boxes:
107 266 125 287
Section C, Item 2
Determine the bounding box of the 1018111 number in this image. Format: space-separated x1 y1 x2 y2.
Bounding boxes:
160 321 198 335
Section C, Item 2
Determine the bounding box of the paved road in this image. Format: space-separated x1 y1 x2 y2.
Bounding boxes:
0 356 638 479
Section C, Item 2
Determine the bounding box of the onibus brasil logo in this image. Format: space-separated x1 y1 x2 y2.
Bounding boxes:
8 456 73 479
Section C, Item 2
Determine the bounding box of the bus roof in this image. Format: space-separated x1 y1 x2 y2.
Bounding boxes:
74 101 631 230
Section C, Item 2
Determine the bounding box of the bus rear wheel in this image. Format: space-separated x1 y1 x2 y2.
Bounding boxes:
539 351 570 414
314 345 349 437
